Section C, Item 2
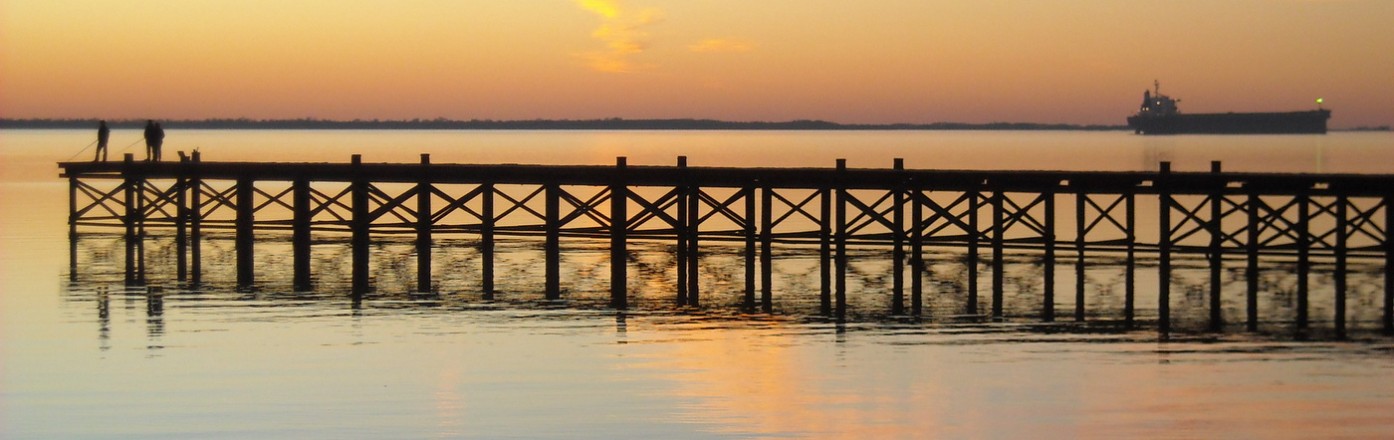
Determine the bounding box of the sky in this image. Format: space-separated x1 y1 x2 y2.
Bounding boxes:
1 0 1391 127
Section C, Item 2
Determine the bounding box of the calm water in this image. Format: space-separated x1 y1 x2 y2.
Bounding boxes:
3 129 1393 438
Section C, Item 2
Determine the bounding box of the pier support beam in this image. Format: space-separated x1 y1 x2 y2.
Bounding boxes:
908 185 920 316
1246 193 1260 331
892 159 905 316
1042 189 1055 322
1158 162 1172 334
175 161 188 282
744 184 756 311
819 187 831 315
293 177 311 290
68 176 78 281
351 155 370 294
1297 194 1310 331
611 157 628 310
1382 193 1394 336
1125 192 1136 327
1209 161 1223 332
687 183 701 307
546 182 561 300
834 159 848 318
236 176 255 288
676 157 688 306
417 154 432 293
1386 193 1393 335
481 182 495 299
991 190 1005 319
967 190 980 315
68 177 78 240
911 188 924 317
189 151 202 286
1075 192 1087 322
124 154 140 286
760 185 773 312
1335 195 1347 339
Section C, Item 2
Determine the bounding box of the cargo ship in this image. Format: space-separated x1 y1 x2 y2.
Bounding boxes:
1127 81 1329 134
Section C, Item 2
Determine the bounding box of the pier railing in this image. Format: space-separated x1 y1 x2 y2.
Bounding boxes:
60 152 1394 336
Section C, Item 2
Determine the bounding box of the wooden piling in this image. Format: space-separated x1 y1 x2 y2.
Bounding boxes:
819 187 831 315
1386 193 1393 335
1297 194 1310 330
546 181 561 300
835 159 847 318
481 182 495 298
175 160 188 282
612 157 628 309
1043 190 1055 322
68 177 78 281
189 151 202 286
1158 161 1172 334
686 182 700 307
760 185 773 312
350 155 369 294
68 176 78 239
676 156 689 306
991 190 1005 318
967 190 980 315
744 184 756 311
417 154 432 293
911 189 924 317
123 154 138 286
293 177 311 290
1209 161 1223 332
1246 193 1260 331
136 218 146 286
1125 191 1136 326
1075 192 1087 321
1335 195 1347 339
236 176 255 287
892 159 905 316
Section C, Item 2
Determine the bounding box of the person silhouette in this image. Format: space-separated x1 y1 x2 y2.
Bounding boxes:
95 120 110 162
143 120 156 161
153 123 165 162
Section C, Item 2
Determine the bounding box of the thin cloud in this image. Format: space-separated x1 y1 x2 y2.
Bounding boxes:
688 38 755 53
574 0 663 73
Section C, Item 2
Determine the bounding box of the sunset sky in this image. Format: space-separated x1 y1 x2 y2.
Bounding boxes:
2 0 1391 127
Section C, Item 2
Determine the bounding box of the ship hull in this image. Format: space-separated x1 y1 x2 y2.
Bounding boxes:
1127 110 1330 135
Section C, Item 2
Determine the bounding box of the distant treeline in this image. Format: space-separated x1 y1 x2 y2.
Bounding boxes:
1339 125 1393 132
1 117 1128 131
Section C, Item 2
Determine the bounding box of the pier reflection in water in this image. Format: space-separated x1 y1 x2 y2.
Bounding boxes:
66 231 1390 337
49 233 1394 438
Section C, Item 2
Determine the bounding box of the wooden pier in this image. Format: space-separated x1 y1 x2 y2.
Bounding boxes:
60 152 1394 336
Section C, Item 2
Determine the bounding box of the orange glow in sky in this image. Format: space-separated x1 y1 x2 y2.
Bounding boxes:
2 0 1391 127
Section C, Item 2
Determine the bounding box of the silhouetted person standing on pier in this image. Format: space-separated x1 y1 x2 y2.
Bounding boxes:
143 120 157 161
153 123 165 162
94 120 110 162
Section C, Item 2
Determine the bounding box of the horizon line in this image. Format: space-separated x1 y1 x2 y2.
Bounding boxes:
4 117 1388 132
0 117 1132 131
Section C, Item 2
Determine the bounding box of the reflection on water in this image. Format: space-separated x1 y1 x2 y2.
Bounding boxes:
44 253 1394 438
66 231 1391 338
40 233 1394 437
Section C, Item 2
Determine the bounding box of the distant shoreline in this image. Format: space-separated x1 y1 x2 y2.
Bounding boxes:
1 118 1129 131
